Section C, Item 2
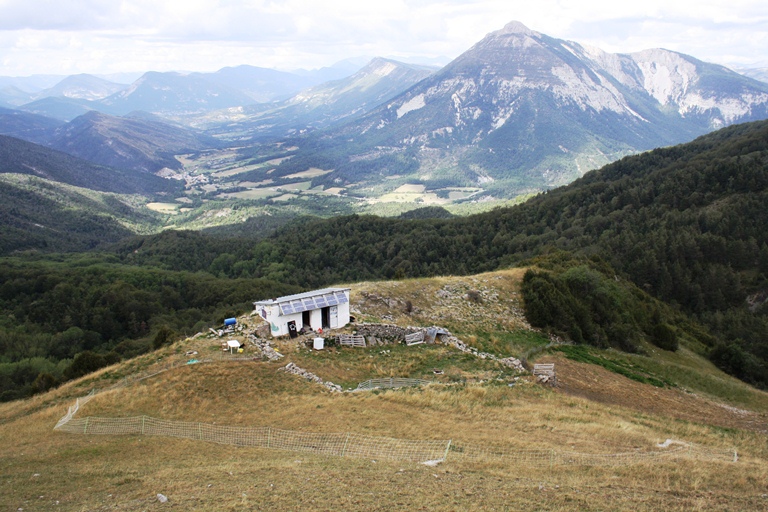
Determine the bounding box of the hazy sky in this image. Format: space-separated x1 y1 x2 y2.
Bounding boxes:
0 0 766 77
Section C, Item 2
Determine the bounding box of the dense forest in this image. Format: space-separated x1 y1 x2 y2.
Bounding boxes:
0 256 300 401
2 120 768 400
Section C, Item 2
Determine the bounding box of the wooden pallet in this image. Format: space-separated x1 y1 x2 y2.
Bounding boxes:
338 334 366 347
404 331 425 346
533 363 556 384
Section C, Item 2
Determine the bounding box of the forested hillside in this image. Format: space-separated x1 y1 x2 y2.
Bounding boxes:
0 256 300 401
0 135 181 195
0 174 165 255
108 121 768 384
2 120 767 400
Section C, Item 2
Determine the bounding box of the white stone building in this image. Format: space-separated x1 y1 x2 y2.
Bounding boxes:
253 287 351 337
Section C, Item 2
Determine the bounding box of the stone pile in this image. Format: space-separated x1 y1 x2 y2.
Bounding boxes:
499 357 527 372
279 362 343 392
442 334 526 372
208 321 250 338
248 335 284 362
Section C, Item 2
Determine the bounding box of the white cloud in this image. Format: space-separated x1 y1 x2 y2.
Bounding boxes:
0 0 765 76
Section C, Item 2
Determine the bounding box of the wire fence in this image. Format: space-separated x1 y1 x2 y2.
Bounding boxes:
54 414 450 462
447 442 736 466
53 394 736 466
53 390 95 430
54 334 736 466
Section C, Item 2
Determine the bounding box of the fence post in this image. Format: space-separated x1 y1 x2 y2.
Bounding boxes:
267 427 271 449
550 449 555 469
198 422 203 441
341 432 351 457
141 416 146 435
84 417 89 434
443 439 452 462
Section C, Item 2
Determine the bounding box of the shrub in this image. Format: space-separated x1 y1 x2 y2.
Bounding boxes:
152 326 177 350
651 323 679 351
31 372 57 394
63 350 121 380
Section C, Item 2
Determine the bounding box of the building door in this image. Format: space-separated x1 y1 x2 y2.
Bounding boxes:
302 310 311 330
321 307 330 329
330 305 338 328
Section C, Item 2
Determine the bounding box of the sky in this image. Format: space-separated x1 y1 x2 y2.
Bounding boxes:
0 0 766 78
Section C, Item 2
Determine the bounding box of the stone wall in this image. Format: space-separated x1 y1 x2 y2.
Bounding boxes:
352 323 426 346
279 362 343 392
351 323 525 372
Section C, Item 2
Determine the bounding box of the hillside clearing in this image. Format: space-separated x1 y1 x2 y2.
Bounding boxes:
2 269 768 510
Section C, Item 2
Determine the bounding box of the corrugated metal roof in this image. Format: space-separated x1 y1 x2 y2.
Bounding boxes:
253 287 350 306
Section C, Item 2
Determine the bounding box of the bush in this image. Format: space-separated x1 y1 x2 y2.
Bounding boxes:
31 372 57 394
521 265 655 353
651 323 679 351
521 269 598 346
152 326 177 350
709 342 767 386
63 350 120 380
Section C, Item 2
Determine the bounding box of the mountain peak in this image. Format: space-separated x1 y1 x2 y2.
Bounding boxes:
497 21 538 37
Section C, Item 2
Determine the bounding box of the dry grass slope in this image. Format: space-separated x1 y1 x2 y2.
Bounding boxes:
2 269 768 510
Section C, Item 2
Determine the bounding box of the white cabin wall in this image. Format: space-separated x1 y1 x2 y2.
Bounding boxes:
338 302 351 325
310 309 322 330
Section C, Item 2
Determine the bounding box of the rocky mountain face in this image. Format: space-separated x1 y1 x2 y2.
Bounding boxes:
285 58 435 118
310 22 768 195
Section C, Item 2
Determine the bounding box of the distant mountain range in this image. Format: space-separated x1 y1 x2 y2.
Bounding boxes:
0 23 767 201
200 58 438 140
0 107 220 174
0 60 368 117
736 67 768 83
280 21 768 197
38 74 127 101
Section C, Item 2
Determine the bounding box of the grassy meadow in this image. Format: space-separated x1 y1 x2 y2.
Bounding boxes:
2 270 768 510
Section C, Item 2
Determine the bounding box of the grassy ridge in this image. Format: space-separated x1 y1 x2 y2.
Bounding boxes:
2 268 767 510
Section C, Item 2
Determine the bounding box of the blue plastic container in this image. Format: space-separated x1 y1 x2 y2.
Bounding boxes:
224 318 237 326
